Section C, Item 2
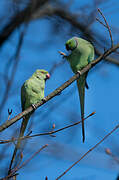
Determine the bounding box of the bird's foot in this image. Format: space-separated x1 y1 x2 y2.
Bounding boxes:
57 91 61 95
42 97 47 103
58 51 67 58
77 70 81 75
31 104 37 110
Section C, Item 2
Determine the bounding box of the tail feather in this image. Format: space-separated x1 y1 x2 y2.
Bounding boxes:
8 115 30 176
77 74 86 142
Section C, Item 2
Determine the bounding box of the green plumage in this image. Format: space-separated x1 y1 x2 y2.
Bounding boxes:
8 69 50 173
65 37 94 142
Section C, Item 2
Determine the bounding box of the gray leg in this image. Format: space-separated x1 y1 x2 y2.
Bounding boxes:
42 97 47 103
77 70 81 75
31 104 37 110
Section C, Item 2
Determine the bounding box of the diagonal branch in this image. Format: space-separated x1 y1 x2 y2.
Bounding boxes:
1 3 118 67
0 112 95 144
0 43 119 132
1 144 48 180
0 25 27 118
95 49 119 66
56 123 119 180
97 8 113 47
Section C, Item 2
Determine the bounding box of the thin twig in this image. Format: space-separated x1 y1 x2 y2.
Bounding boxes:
0 43 119 132
1 144 48 180
95 48 119 66
97 8 113 47
96 18 107 28
0 112 95 144
0 25 27 118
56 123 119 180
0 173 19 180
17 144 48 170
11 144 48 179
7 109 13 121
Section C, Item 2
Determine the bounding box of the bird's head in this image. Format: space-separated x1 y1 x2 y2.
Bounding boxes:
65 37 78 51
34 69 50 81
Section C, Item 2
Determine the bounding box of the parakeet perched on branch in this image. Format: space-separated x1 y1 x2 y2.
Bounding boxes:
65 37 94 142
8 69 50 173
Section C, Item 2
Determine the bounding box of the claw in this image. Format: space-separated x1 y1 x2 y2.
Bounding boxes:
57 91 61 95
31 104 37 110
58 51 67 58
77 70 81 76
42 97 46 103
85 81 89 89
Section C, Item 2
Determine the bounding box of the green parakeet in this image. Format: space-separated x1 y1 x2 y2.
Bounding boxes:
65 37 94 142
8 69 50 173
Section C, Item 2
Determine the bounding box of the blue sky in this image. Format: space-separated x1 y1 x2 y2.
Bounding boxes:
0 0 119 179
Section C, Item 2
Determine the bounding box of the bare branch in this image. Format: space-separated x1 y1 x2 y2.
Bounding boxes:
96 18 107 28
0 43 119 132
7 109 13 121
0 112 95 144
97 8 113 47
56 123 119 180
0 25 27 117
2 144 48 180
1 3 118 67
95 48 119 66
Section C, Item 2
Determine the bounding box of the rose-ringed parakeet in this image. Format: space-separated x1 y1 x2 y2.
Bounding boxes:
8 69 50 173
65 37 94 142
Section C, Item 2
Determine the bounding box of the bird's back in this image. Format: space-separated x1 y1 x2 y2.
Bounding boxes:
68 38 94 72
21 77 45 111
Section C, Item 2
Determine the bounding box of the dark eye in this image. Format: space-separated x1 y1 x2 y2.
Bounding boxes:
40 71 45 74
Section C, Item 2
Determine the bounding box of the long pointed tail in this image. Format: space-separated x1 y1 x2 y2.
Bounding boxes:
8 115 30 176
8 137 21 175
77 74 86 142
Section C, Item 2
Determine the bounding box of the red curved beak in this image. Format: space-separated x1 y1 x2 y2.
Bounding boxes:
46 73 50 80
